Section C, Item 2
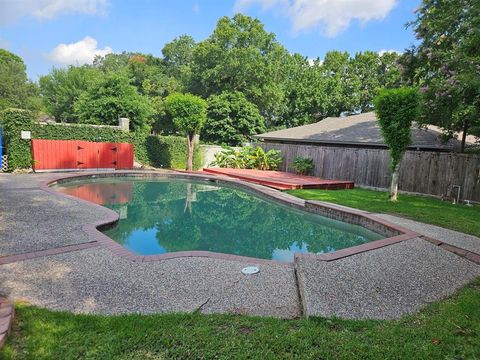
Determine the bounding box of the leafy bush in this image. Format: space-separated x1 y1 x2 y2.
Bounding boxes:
374 87 421 200
210 146 282 170
73 71 154 131
374 87 421 171
164 93 207 170
291 157 314 175
203 91 265 146
164 93 207 136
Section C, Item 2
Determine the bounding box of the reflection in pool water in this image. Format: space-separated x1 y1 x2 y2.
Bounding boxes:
56 177 383 262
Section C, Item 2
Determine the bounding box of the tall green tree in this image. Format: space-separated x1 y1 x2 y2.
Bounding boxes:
0 49 41 112
162 35 196 91
403 0 480 151
93 52 178 97
282 51 402 127
374 87 421 201
74 71 154 131
282 54 328 127
378 52 401 89
164 93 207 170
190 14 289 126
320 51 361 117
203 91 265 146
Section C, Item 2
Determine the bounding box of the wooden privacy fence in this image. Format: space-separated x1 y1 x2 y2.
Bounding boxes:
259 142 480 202
32 139 134 171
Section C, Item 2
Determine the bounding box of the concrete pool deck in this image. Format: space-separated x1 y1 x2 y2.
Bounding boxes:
0 172 479 320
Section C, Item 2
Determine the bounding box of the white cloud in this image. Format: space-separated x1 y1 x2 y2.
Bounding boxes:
192 3 200 13
47 36 112 65
378 49 402 56
0 0 109 25
235 0 398 37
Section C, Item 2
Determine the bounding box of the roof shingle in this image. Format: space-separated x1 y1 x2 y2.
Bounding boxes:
255 112 470 150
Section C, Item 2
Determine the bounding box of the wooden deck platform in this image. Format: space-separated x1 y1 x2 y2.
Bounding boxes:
202 168 354 190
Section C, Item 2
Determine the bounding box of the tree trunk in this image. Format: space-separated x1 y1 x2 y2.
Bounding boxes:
390 165 399 201
184 183 193 214
186 134 194 171
460 119 469 153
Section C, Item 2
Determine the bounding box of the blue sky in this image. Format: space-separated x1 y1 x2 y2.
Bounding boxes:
0 0 420 80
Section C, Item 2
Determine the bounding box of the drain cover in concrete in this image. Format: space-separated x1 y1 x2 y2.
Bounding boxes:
242 266 260 275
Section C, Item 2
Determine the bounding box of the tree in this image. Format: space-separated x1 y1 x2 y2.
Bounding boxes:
403 0 480 152
164 93 207 170
39 66 99 122
282 54 328 127
190 14 289 125
162 35 196 90
0 49 41 112
74 71 153 131
374 87 421 201
203 91 265 146
93 52 178 97
321 51 357 116
378 51 401 89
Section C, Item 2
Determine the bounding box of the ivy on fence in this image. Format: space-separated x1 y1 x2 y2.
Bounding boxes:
0 108 201 171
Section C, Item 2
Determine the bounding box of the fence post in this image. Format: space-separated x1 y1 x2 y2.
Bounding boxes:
118 118 130 132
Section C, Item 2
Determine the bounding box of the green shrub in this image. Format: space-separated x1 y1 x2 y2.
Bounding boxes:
203 91 265 146
291 157 314 175
0 109 201 171
211 146 282 170
164 93 207 170
374 87 421 201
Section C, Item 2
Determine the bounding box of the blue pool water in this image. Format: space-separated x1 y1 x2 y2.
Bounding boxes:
56 177 383 262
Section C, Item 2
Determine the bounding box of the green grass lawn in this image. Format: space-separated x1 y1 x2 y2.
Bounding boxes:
287 188 480 238
2 278 480 359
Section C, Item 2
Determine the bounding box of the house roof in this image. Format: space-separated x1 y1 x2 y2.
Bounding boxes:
255 112 474 150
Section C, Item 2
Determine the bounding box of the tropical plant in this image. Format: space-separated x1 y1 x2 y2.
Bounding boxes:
164 93 207 171
374 87 421 201
291 157 315 175
210 146 282 170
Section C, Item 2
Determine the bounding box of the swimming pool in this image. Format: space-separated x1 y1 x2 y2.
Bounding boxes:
56 177 383 262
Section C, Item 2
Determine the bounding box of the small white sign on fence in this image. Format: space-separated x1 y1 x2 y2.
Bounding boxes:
21 131 31 139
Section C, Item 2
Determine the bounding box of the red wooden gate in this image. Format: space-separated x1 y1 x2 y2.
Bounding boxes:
32 139 134 171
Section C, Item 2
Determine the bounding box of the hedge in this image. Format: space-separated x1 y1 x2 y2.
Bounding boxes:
0 108 201 171
0 109 33 170
138 135 202 170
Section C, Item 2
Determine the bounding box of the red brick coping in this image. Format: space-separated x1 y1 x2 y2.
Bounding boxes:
35 171 425 265
0 297 14 348
421 236 480 265
0 242 100 266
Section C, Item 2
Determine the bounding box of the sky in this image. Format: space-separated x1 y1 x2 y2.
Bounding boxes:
0 0 420 80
